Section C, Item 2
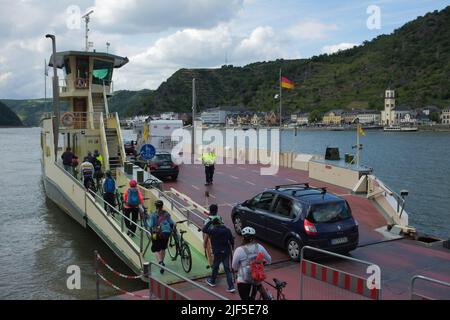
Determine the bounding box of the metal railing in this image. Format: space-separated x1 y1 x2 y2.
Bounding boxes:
300 246 382 300
410 275 450 300
368 175 408 219
149 186 207 230
59 111 102 130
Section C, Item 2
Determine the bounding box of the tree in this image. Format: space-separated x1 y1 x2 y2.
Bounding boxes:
309 110 323 123
429 112 440 123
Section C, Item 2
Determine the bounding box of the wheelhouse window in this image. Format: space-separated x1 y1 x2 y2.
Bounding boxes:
92 59 113 85
64 58 71 75
76 57 89 80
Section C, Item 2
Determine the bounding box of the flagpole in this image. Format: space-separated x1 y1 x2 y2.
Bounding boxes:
279 68 282 128
44 59 47 109
356 124 360 168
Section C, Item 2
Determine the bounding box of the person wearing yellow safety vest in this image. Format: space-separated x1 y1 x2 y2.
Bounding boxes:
201 148 217 186
93 150 104 190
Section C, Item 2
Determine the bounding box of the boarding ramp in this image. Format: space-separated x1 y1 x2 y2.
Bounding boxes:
410 275 450 300
300 246 382 300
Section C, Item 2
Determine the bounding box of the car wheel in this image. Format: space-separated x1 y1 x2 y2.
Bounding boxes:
172 175 178 181
286 237 302 261
233 215 243 235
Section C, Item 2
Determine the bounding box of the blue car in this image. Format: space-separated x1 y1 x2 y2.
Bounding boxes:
231 183 359 261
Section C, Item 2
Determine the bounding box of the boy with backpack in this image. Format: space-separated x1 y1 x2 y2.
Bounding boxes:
232 227 272 300
123 180 144 237
149 200 175 274
102 170 116 214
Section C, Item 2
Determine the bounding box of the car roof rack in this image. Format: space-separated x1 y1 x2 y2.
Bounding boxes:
275 183 310 190
293 187 328 197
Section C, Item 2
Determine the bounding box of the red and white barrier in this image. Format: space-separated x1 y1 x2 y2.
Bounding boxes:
301 259 380 300
96 253 146 280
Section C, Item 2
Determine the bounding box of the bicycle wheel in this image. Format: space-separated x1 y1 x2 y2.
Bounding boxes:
180 243 192 273
167 233 179 260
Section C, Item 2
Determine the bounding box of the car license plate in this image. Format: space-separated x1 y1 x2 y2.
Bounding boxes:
331 237 348 245
160 166 171 169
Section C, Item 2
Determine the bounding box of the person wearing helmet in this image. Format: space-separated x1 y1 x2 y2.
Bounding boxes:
203 215 235 293
102 170 116 214
149 200 175 274
232 227 272 300
123 180 144 237
80 158 95 191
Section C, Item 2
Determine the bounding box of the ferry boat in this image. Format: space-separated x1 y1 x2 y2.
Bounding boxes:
41 38 449 301
383 125 419 132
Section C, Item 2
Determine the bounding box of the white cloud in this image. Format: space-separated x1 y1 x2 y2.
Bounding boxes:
234 26 283 63
288 21 338 40
93 0 244 34
0 72 12 86
321 42 357 54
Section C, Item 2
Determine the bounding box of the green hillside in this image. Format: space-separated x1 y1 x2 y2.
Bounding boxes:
148 6 450 114
0 101 23 127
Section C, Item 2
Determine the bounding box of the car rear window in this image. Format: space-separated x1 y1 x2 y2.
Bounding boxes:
308 201 352 223
153 154 172 162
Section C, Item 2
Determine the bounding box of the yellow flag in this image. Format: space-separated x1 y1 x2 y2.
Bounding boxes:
358 125 366 137
143 124 149 141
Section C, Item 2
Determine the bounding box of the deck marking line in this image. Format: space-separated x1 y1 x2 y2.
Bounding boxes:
245 181 256 186
191 185 200 191
230 175 239 180
287 179 297 183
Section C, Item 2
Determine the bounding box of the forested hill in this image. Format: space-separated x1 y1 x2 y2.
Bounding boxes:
0 101 23 127
148 6 450 115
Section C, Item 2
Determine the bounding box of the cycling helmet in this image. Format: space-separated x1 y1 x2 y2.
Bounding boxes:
129 180 137 188
241 226 256 237
155 200 164 209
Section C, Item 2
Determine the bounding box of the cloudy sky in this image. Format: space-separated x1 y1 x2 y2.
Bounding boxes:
0 0 448 99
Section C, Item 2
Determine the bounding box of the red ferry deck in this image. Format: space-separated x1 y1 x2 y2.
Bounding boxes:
117 162 450 300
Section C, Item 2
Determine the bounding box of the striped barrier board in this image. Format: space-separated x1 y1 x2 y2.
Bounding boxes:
301 260 380 300
149 276 188 301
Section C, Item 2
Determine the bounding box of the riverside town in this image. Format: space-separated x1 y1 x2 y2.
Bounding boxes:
0 0 449 308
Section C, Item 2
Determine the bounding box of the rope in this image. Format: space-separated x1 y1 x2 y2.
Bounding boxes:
96 253 147 280
97 272 150 299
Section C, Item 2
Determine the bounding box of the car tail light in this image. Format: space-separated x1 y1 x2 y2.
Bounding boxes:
304 219 318 236
150 164 159 171
171 164 178 169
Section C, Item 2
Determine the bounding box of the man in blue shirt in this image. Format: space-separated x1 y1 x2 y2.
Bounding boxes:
203 216 235 293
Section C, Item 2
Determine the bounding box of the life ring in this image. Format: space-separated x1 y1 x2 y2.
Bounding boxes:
61 112 75 126
76 77 86 88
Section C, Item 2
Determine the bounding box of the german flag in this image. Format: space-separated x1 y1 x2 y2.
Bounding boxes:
281 76 294 89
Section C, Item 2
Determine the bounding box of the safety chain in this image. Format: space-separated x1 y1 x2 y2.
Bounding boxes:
96 253 148 280
97 272 150 299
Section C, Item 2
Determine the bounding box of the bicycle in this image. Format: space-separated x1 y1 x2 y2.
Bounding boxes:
254 278 287 300
141 178 160 190
167 220 192 273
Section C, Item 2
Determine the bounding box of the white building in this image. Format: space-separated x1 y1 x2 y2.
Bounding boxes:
381 89 396 126
357 110 381 125
160 112 178 120
442 108 450 125
296 113 309 125
201 108 228 124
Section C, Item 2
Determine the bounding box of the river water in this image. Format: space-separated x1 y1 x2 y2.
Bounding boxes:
0 127 448 299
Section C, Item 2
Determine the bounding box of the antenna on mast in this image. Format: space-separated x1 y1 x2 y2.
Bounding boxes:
82 10 94 51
